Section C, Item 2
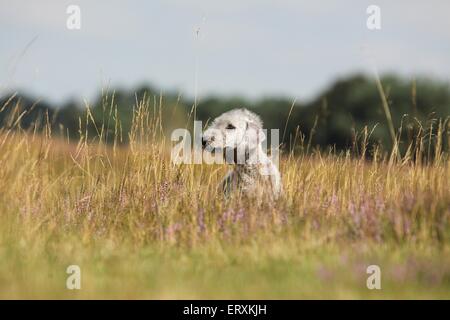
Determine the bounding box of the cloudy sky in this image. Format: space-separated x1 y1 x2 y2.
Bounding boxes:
1 0 449 104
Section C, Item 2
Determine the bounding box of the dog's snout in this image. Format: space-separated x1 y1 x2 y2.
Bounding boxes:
202 135 215 147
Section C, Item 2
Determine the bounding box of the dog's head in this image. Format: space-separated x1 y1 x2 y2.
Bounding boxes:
202 108 265 162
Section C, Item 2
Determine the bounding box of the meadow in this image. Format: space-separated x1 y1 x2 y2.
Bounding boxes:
0 96 449 299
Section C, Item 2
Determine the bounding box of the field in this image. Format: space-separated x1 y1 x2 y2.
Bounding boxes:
0 100 449 299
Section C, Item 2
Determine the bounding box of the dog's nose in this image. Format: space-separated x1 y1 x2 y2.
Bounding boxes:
202 136 214 148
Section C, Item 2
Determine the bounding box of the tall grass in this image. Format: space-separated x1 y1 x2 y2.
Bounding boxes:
0 94 448 298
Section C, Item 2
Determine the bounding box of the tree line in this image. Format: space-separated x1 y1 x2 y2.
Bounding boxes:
1 73 449 157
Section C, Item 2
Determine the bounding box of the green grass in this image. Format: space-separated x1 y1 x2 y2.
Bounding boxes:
1 235 449 299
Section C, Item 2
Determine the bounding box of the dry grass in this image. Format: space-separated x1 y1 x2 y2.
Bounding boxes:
0 97 449 299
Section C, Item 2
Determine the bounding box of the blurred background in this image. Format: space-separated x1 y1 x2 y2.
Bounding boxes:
1 0 449 152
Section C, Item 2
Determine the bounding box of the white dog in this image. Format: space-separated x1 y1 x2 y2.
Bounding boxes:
202 108 282 200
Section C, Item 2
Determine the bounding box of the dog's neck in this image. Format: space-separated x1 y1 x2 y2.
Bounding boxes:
233 146 270 175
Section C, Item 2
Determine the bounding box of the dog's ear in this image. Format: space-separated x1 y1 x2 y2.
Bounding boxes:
245 121 266 147
241 108 263 129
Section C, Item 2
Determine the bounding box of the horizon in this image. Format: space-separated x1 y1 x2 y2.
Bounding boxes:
2 71 449 108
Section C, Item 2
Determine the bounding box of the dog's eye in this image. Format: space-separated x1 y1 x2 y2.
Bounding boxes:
225 124 236 130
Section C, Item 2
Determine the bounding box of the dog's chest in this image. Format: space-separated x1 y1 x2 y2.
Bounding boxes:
235 165 270 190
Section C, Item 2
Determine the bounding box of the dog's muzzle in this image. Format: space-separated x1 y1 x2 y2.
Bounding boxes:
202 136 215 149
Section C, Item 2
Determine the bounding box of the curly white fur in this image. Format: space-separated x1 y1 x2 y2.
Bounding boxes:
202 108 282 200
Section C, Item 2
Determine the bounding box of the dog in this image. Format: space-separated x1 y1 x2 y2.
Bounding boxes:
202 108 282 200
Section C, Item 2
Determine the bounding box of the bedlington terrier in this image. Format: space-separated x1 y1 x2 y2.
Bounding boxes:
202 108 282 200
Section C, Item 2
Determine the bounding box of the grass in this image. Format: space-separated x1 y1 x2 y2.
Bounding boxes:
0 96 449 299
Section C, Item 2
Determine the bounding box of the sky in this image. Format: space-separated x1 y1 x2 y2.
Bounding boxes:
1 0 449 105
